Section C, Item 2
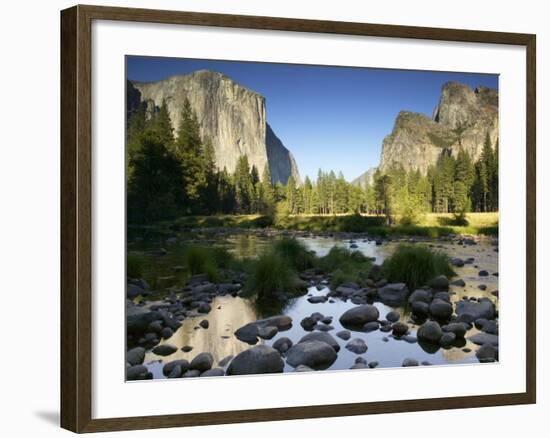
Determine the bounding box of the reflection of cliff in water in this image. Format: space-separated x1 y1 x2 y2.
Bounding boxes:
145 296 259 367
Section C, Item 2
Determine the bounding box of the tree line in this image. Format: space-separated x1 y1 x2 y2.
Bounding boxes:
127 98 498 224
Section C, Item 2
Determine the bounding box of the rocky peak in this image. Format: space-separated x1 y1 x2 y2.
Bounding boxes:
130 70 299 184
351 166 378 189
378 82 498 176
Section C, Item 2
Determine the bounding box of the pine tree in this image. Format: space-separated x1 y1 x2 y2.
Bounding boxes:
234 155 254 214
217 167 235 213
201 138 218 213
334 171 348 213
175 99 206 210
260 165 275 215
286 175 297 214
151 100 174 147
127 130 183 223
126 103 147 179
302 176 313 214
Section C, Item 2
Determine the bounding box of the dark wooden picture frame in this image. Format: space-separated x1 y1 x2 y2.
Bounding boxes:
60 4 536 433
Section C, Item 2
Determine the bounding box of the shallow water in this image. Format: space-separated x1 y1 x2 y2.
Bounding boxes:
141 235 498 378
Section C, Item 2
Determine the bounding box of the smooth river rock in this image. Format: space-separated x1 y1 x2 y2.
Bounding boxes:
227 345 284 375
286 340 338 369
417 321 443 344
339 304 380 328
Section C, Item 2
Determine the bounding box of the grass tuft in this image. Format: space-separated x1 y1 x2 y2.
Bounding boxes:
272 238 315 271
243 251 297 300
381 244 455 291
317 246 372 289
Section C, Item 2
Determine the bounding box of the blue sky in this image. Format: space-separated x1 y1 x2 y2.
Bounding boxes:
127 56 498 182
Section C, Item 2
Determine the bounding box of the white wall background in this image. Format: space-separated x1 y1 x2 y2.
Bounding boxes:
0 0 545 436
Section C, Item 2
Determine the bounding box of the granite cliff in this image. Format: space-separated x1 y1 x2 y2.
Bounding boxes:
351 167 378 189
378 81 498 175
129 70 300 184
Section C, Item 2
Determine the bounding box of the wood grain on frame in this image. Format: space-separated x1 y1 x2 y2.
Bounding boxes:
60 4 536 433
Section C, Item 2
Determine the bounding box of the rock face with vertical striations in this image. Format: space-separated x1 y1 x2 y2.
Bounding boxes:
129 70 300 184
378 81 498 175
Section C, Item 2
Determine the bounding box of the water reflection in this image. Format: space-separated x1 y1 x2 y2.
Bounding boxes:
137 235 498 377
144 296 259 378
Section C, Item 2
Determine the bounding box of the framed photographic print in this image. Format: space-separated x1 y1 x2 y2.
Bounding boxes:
60 4 536 433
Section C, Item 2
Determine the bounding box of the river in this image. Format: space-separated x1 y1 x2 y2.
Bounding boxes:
133 233 499 378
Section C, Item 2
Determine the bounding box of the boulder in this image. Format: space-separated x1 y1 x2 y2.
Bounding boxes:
386 310 400 323
439 332 456 347
363 321 380 332
339 304 380 328
336 330 351 341
227 345 284 375
392 322 409 337
298 332 340 352
308 295 328 304
442 322 468 338
469 333 499 347
258 325 278 340
160 327 174 339
408 289 432 304
197 302 211 314
451 279 466 287
429 298 453 320
127 310 164 336
481 320 499 335
126 347 145 366
428 275 449 291
255 315 292 330
402 358 419 367
476 343 499 362
272 337 293 354
455 298 495 320
286 340 338 369
450 258 465 267
411 301 430 318
201 368 225 377
163 359 189 376
152 344 177 356
300 316 317 331
190 352 214 372
126 365 151 381
167 365 183 378
345 338 368 354
377 283 409 305
199 319 209 329
234 323 260 344
417 321 443 344
334 286 358 298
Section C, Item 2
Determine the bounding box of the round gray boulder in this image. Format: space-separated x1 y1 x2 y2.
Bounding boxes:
417 321 443 344
286 340 338 369
227 345 284 375
339 304 380 328
190 352 214 372
298 331 340 352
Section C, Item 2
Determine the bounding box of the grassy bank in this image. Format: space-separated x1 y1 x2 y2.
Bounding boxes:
150 212 498 237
